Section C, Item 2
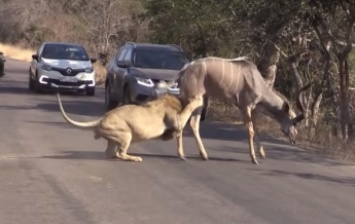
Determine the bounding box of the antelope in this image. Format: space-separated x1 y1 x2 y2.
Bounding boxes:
172 56 310 165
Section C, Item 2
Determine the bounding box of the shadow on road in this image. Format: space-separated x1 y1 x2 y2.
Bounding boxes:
214 143 347 167
40 150 246 163
261 169 355 187
129 152 246 163
41 151 106 160
185 121 288 145
0 85 33 95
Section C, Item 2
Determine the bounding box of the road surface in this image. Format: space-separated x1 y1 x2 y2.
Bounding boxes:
1 58 355 224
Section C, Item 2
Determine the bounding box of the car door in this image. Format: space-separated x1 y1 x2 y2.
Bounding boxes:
106 49 121 88
109 47 127 99
30 44 44 78
116 47 133 99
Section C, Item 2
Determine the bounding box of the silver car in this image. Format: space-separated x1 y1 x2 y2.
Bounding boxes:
105 42 209 120
29 42 97 96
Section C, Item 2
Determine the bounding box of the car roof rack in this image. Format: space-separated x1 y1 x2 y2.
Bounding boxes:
125 42 136 47
166 44 183 51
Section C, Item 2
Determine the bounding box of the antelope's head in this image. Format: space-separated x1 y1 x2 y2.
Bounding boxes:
280 83 311 144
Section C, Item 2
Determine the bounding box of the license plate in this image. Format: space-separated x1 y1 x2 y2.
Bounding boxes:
60 77 78 83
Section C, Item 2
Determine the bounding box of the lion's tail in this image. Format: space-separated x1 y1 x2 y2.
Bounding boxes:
56 92 102 128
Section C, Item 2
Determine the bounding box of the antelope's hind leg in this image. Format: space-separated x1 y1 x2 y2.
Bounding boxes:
189 106 208 160
176 96 207 160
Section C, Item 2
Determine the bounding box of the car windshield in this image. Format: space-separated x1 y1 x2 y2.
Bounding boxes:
41 44 89 61
133 49 189 70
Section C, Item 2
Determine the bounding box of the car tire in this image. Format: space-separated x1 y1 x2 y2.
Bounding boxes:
34 73 43 93
86 87 95 96
28 69 35 91
200 107 208 121
200 96 209 121
105 83 118 110
122 86 132 105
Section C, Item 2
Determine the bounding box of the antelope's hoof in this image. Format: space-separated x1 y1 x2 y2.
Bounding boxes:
251 158 259 165
259 147 266 159
200 153 209 161
259 152 266 159
179 155 187 161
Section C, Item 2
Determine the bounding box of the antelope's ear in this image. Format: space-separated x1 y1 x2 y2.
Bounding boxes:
281 101 290 113
292 114 305 126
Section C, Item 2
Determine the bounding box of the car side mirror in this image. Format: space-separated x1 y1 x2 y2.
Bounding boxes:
117 60 131 68
90 58 97 63
32 54 39 61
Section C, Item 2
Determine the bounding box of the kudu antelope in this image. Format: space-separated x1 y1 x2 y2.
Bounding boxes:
172 56 310 164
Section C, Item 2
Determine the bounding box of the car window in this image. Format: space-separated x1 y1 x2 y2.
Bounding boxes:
123 48 132 62
116 48 128 64
41 43 89 61
37 44 44 56
133 49 189 70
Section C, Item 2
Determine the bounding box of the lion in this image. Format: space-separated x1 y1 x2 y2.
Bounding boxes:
56 92 187 162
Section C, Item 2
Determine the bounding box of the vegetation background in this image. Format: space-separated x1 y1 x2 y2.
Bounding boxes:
1 0 355 161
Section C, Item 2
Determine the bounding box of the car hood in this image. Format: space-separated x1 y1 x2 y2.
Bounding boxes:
41 58 91 69
130 67 180 81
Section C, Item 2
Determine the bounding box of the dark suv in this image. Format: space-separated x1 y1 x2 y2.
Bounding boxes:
105 42 209 120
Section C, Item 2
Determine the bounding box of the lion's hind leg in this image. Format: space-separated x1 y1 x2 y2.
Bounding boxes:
160 128 178 141
105 140 118 158
109 132 142 162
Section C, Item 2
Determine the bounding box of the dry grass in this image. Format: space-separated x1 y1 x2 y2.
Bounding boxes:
206 98 243 124
0 43 35 62
0 43 107 85
207 99 355 163
93 63 107 85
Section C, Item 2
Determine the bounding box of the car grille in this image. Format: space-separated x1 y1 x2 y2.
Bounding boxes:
51 67 85 77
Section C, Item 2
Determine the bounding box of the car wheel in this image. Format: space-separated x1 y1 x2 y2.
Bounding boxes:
34 73 43 93
122 86 132 105
200 106 208 121
28 69 35 91
105 83 118 110
200 96 209 121
86 87 95 96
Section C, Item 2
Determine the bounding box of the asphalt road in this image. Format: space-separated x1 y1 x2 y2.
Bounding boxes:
1 58 355 224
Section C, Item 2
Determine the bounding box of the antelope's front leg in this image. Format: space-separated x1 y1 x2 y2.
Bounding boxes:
251 110 266 159
243 107 258 164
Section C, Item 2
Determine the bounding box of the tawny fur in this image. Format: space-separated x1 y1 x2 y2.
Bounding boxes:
169 56 310 165
56 92 185 162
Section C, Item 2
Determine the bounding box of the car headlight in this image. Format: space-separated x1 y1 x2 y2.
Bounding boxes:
169 82 179 89
134 76 154 87
41 63 52 71
84 67 94 73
